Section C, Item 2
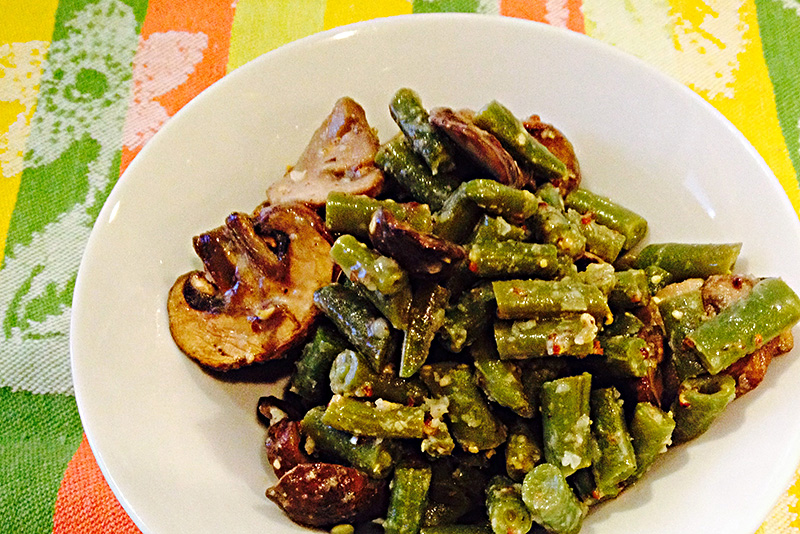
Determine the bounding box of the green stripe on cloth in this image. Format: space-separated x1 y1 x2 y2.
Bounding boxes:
413 0 482 12
755 0 800 189
0 0 148 395
0 388 83 533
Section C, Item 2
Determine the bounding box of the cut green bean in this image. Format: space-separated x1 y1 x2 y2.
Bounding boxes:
569 262 616 296
633 242 742 282
540 373 594 476
384 461 432 534
686 277 800 374
329 349 428 405
390 88 455 175
400 282 449 378
485 476 532 534
343 275 411 331
473 100 568 181
472 337 535 418
376 134 461 211
291 323 350 405
468 240 560 279
670 374 736 443
326 192 433 238
565 188 648 250
628 402 675 480
656 278 707 381
493 278 612 324
313 283 398 372
462 179 539 223
536 182 565 210
590 387 637 499
528 201 586 259
420 363 507 453
521 463 584 534
322 395 426 439
599 334 651 378
302 406 397 479
432 183 483 244
608 269 650 310
565 209 626 263
494 314 599 359
469 214 531 244
440 282 496 353
331 234 410 295
505 420 543 482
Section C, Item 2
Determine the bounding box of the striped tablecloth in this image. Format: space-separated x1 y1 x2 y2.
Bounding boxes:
2 1 799 532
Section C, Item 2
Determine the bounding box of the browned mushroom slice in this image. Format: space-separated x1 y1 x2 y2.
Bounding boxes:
369 207 466 280
266 463 388 527
167 203 335 371
724 330 793 397
523 115 582 196
265 418 310 479
266 97 384 207
701 273 758 315
429 107 525 188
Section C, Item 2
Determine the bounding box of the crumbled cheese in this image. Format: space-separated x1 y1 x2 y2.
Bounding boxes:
289 169 307 182
561 451 583 469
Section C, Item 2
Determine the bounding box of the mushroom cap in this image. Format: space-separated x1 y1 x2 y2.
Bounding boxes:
167 203 335 371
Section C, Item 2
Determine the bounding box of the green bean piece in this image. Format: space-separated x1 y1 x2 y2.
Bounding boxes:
670 374 736 443
421 526 492 534
302 406 397 479
644 264 672 294
632 242 742 281
440 282 496 353
331 234 411 295
492 278 612 324
603 310 645 337
421 412 455 458
494 314 599 360
385 461 433 534
590 387 637 499
528 201 586 259
656 278 707 381
468 240 560 279
599 334 651 378
420 363 507 453
565 209 626 263
329 349 428 405
472 337 535 418
473 101 568 181
569 467 600 505
520 358 571 417
322 394 426 439
400 282 450 378
565 188 648 250
291 323 350 405
343 275 412 331
521 463 584 534
485 476 532 534
505 420 543 482
376 134 461 211
469 214 531 245
433 183 483 244
628 402 675 480
536 182 565 210
686 277 800 374
607 269 650 310
390 88 455 175
569 262 616 296
313 283 398 373
462 179 540 223
540 373 594 476
326 192 433 238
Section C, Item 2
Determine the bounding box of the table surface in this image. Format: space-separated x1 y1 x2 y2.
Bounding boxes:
2 1 800 532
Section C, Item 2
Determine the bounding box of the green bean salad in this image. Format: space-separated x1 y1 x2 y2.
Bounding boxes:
168 88 800 534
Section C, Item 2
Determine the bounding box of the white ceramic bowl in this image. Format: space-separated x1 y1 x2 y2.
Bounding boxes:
71 13 800 534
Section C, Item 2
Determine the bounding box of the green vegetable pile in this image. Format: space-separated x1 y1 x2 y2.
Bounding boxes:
261 89 800 534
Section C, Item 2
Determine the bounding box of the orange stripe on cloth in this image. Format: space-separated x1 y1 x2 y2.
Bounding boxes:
119 0 235 173
500 0 585 33
52 435 141 534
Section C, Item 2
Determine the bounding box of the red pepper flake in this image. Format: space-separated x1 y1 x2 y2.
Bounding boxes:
468 261 479 273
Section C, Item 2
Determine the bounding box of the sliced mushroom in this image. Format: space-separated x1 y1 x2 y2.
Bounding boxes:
265 418 310 479
368 207 466 280
266 462 388 527
168 203 335 371
724 330 793 397
266 97 384 207
429 107 525 188
523 115 582 196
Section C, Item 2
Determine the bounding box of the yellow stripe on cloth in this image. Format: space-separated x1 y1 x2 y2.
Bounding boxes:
226 0 326 72
583 0 800 216
0 0 58 263
323 0 413 29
